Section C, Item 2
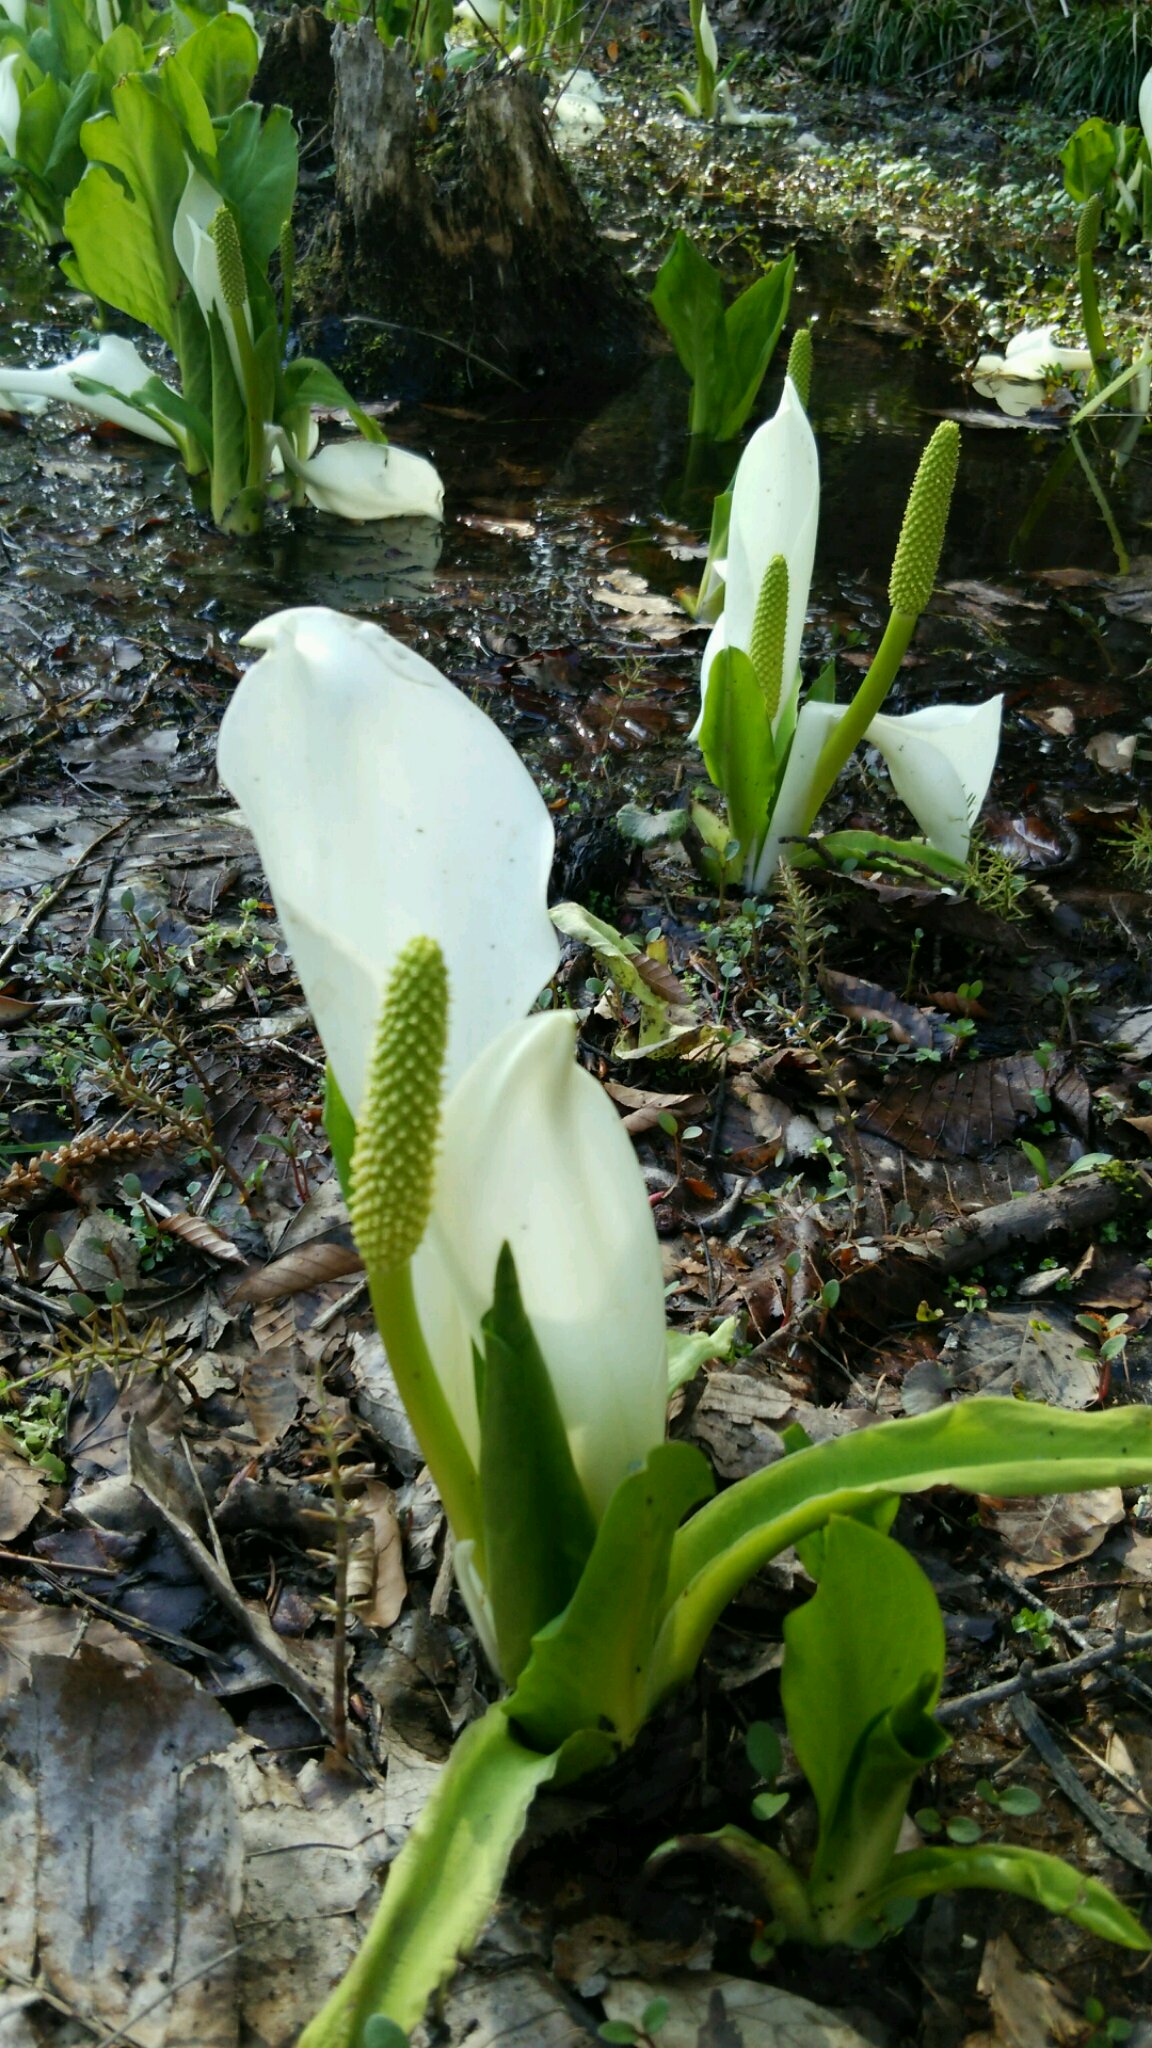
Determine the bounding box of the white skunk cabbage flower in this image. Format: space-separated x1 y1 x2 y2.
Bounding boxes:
216 607 558 1112
0 50 22 155
0 334 179 444
412 1010 669 1520
756 692 1003 879
696 375 819 735
552 69 606 145
271 429 444 521
1140 65 1152 158
0 0 27 31
173 163 251 391
972 327 1093 418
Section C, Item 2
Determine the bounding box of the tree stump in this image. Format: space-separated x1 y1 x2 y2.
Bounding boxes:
252 6 335 141
297 23 649 399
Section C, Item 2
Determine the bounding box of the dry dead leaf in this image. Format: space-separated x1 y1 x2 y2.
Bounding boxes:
860 1054 1047 1159
821 968 944 1049
967 1932 1081 2048
689 1371 791 1480
0 1435 49 1542
158 1208 246 1264
240 1349 306 1447
942 1308 1100 1408
232 1239 364 1303
602 1975 876 2048
348 1479 407 1628
0 1645 241 2048
984 1486 1125 1572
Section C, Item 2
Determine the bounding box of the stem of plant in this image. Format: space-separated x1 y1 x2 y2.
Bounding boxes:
799 607 917 832
366 1260 484 1565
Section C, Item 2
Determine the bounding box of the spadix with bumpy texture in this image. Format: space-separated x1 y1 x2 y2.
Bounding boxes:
749 554 789 717
349 938 448 1276
210 204 248 314
888 421 960 618
785 327 812 410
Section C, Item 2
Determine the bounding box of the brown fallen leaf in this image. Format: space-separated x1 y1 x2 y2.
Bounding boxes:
158 1209 247 1264
0 1433 49 1542
861 1054 1047 1159
348 1479 407 1629
967 1932 1081 2048
821 968 944 1050
603 1975 876 2048
232 1239 364 1304
241 1350 307 1447
982 1486 1125 1572
0 1645 240 2048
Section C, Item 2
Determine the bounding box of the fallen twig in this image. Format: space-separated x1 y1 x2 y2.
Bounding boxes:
1010 1692 1152 1878
938 1627 1152 1724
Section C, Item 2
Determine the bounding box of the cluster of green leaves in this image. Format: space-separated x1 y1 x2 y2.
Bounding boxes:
60 11 382 529
659 1514 1149 1954
650 232 794 442
1061 115 1152 249
0 0 231 243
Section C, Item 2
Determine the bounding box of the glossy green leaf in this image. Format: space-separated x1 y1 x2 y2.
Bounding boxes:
323 1062 356 1201
650 230 727 437
698 644 775 873
508 1441 714 1753
166 9 258 119
649 1398 1152 1711
873 1842 1151 1950
717 250 794 441
1061 117 1118 203
296 1703 569 2046
477 1244 597 1684
213 99 297 260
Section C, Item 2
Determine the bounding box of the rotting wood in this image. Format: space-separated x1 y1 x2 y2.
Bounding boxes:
297 24 648 397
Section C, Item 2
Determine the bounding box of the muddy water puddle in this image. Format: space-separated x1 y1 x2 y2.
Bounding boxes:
0 227 1149 841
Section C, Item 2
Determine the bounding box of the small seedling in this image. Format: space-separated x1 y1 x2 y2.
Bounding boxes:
599 1997 670 2045
1013 1605 1058 1654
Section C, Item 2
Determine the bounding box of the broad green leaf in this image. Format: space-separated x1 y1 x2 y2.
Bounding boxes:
650 229 727 437
873 1842 1151 1950
789 829 965 882
509 1442 714 1753
88 21 146 91
1060 117 1117 203
278 353 386 443
782 1518 945 1845
649 1398 1152 1711
296 1703 572 2044
155 33 218 158
698 644 775 872
70 74 189 329
716 250 794 441
214 99 297 260
323 1062 356 1200
667 1315 738 1395
41 0 94 83
478 1244 597 1684
549 900 696 1053
64 159 177 339
166 9 257 119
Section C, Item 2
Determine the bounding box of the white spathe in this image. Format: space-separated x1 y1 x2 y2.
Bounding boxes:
275 432 445 521
696 374 819 733
972 326 1093 418
753 692 1003 885
1140 64 1152 159
215 607 558 1113
0 0 27 31
411 1011 669 1519
0 49 22 156
173 163 251 392
0 334 179 444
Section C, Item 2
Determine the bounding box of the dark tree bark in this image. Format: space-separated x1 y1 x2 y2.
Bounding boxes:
252 6 336 139
297 23 649 398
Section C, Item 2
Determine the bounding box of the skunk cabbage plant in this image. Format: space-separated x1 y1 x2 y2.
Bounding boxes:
216 602 1152 2044
0 14 442 532
693 368 1002 889
651 230 794 442
972 326 1094 418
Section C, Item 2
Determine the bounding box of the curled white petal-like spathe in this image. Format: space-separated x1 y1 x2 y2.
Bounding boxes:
1140 66 1152 160
698 374 819 731
972 326 1092 414
0 0 27 31
752 692 1003 885
411 1011 668 1519
0 335 179 444
173 163 250 391
216 607 558 1111
0 49 22 156
453 1539 503 1673
279 435 444 522
866 696 1003 863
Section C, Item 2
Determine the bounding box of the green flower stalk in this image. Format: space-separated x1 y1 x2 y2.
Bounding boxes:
785 326 812 410
351 936 482 1555
801 419 960 829
1076 194 1110 374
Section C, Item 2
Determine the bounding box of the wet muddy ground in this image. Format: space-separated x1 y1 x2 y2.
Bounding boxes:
3 51 1152 2048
